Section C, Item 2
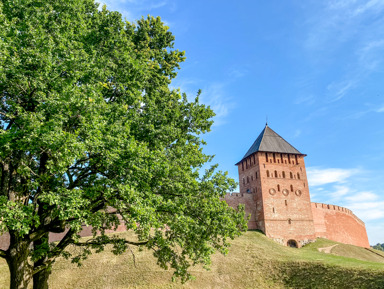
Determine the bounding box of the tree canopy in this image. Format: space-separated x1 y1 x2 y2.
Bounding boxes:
0 1 246 288
372 243 384 251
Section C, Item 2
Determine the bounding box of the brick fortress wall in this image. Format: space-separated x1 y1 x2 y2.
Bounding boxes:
0 220 127 251
311 202 369 248
227 151 316 247
225 149 370 248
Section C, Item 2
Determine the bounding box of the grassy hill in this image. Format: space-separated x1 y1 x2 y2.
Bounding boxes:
0 231 383 288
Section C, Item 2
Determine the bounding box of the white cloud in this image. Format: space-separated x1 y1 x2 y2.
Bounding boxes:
346 201 384 220
200 83 234 127
302 0 384 103
308 167 384 224
228 69 247 79
171 80 234 127
326 80 356 102
293 129 302 138
352 0 384 16
307 167 359 186
328 185 350 200
345 191 379 202
96 0 172 21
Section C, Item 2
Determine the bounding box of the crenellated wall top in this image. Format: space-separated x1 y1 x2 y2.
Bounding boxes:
311 202 365 226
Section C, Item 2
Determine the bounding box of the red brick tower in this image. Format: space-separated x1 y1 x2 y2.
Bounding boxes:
236 124 316 247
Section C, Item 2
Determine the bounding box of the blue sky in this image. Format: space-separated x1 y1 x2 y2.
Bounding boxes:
99 0 384 245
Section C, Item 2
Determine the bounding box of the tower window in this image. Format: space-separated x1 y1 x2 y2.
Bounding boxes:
285 200 288 206
255 172 258 179
288 218 291 224
297 173 300 180
290 172 293 179
277 184 280 191
282 171 286 178
273 207 275 213
266 170 270 177
288 155 291 164
290 185 293 192
295 155 298 164
242 162 244 171
251 175 254 181
274 170 278 178
273 153 276 163
265 153 268 162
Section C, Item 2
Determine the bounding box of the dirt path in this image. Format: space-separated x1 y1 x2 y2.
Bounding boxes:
318 244 339 253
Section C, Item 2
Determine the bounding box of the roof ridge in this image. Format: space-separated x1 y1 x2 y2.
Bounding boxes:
235 125 304 165
258 124 267 153
265 126 302 155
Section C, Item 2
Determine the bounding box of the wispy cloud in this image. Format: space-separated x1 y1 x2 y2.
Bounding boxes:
345 191 379 202
171 80 234 127
307 167 359 186
307 166 384 225
302 0 384 103
293 129 302 138
376 105 384 113
326 80 356 102
328 185 350 200
346 200 384 220
200 83 234 126
97 0 173 21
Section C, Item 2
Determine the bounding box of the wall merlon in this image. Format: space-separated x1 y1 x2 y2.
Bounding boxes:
311 202 366 227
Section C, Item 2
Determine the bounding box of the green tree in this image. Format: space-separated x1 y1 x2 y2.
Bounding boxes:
372 243 384 251
0 1 246 288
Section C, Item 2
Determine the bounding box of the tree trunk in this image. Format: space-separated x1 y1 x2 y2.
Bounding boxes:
33 264 51 289
6 239 32 289
33 237 51 289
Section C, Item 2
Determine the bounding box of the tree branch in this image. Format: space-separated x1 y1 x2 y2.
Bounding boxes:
73 239 148 247
0 249 7 259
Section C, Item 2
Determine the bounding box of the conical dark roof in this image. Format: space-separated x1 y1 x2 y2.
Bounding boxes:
236 124 304 165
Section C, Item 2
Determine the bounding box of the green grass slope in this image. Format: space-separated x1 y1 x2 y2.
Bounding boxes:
0 231 383 288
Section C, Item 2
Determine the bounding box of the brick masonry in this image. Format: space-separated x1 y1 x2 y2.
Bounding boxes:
225 151 370 248
0 221 127 251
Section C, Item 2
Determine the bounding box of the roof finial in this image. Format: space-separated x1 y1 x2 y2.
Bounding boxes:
266 115 268 126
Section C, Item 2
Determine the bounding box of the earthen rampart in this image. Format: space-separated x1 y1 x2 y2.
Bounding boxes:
311 202 369 248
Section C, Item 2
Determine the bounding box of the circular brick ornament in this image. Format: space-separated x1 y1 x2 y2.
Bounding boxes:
295 189 302 196
269 188 276 195
282 189 289 196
